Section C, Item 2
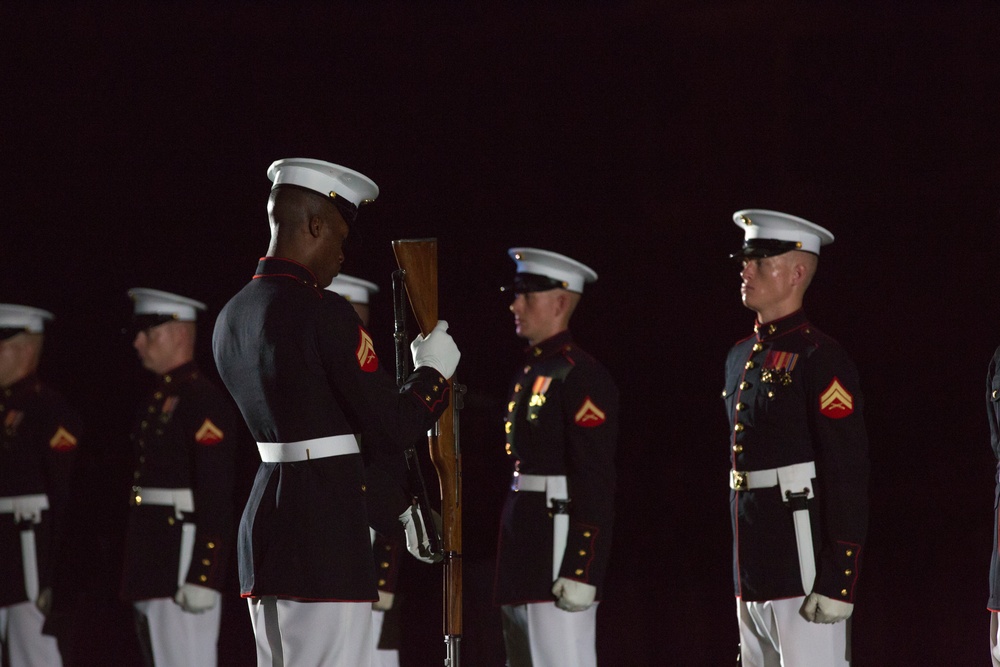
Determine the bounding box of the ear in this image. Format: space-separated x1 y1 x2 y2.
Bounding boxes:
790 260 808 286
308 215 324 239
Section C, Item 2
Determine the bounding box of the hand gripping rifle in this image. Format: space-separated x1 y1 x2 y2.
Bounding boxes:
392 238 464 667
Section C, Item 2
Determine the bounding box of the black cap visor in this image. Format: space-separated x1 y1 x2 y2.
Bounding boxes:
729 238 808 262
501 272 569 294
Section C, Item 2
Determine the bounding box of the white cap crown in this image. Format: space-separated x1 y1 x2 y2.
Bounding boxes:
0 304 54 335
508 247 598 293
732 209 834 256
267 158 379 208
128 288 206 321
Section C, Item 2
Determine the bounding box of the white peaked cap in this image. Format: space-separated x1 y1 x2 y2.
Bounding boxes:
508 247 598 294
733 209 834 256
0 304 54 333
267 158 379 208
128 288 206 321
325 274 380 304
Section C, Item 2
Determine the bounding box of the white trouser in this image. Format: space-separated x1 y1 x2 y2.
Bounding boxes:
0 601 62 667
248 597 373 667
990 611 1000 667
738 597 850 667
133 597 221 667
501 601 597 667
371 608 400 667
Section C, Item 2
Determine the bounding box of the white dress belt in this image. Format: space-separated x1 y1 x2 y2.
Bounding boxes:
729 461 816 494
257 434 360 462
134 487 195 519
0 494 49 524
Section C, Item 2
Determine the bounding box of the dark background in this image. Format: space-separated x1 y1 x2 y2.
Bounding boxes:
3 2 999 665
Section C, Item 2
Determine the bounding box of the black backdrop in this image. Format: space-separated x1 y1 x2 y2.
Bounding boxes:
4 2 999 665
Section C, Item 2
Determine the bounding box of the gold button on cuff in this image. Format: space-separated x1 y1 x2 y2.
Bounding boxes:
199 575 208 582
167 516 174 525
578 550 586 556
378 579 386 586
207 542 216 549
575 569 584 576
583 531 592 538
202 559 211 566
840 589 848 596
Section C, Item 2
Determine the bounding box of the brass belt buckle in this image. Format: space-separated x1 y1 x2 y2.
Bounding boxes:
730 469 747 491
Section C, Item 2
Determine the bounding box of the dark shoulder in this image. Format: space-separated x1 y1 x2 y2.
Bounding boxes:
562 343 616 387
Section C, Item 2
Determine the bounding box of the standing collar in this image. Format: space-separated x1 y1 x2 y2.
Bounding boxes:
253 257 320 288
524 330 574 361
2 373 40 399
754 310 810 342
158 361 199 388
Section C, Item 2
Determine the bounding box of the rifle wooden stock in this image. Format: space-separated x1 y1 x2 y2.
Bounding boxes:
392 238 463 649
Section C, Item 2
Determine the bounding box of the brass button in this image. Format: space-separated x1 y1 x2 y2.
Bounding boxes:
732 444 743 453
736 402 746 411
845 569 852 576
840 589 848 596
505 422 512 434
508 401 516 412
740 382 750 390
768 324 776 334
202 559 211 566
207 542 216 549
154 392 164 400
994 390 999 400
361 484 367 492
199 575 207 582
720 390 727 398
845 549 853 557
381 562 389 569
752 343 763 352
578 550 586 556
378 578 387 586
734 423 744 433
583 531 592 538
767 391 775 398
514 383 522 392
745 361 755 370
575 569 584 576
167 516 174 525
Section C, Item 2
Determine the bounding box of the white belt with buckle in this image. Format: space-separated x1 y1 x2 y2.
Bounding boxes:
257 434 360 462
134 487 195 518
0 494 49 523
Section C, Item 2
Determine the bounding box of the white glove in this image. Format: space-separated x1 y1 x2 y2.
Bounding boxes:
409 320 460 379
373 590 395 611
800 592 853 623
398 505 442 564
551 577 596 612
174 583 220 613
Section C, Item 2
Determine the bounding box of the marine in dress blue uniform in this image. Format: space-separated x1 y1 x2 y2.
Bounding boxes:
0 305 80 667
121 289 239 667
724 210 869 667
495 248 619 667
212 158 460 667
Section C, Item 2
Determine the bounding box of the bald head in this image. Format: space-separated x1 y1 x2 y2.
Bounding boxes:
266 185 351 288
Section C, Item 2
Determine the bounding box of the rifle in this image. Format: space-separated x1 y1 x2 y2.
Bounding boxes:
392 238 463 667
392 268 442 557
